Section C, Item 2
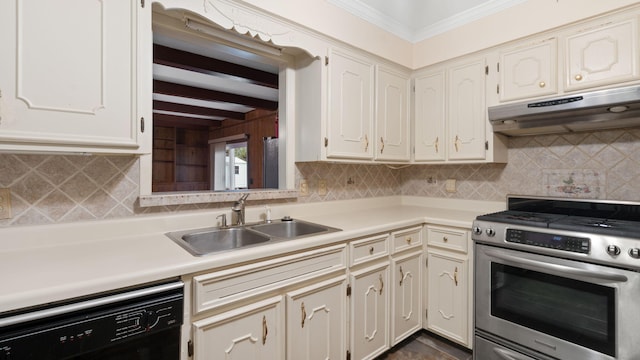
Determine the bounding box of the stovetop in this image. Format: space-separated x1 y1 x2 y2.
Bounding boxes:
476 196 640 238
473 196 640 269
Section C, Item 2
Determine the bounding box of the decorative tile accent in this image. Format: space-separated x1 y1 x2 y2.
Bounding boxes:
543 169 604 198
2 128 640 227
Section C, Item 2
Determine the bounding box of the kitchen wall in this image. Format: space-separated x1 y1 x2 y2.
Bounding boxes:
2 127 639 227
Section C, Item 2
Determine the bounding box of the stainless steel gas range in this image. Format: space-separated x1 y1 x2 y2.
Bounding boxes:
472 196 640 360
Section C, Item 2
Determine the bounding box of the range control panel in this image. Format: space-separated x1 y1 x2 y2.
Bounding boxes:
506 229 590 254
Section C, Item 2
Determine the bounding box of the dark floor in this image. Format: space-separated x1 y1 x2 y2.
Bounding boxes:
376 331 473 360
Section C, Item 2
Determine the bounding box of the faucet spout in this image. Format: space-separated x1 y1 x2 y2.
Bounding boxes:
232 193 249 226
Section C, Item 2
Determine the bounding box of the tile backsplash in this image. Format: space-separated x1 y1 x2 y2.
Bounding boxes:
2 128 640 227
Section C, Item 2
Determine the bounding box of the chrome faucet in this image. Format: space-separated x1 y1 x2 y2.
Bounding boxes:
231 193 249 226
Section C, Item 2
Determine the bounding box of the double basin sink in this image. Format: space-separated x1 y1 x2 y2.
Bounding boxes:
166 218 341 256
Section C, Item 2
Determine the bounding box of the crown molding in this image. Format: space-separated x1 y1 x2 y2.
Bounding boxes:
328 0 527 43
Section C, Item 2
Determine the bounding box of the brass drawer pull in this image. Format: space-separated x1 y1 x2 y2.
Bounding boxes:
262 315 268 344
369 246 375 255
454 267 458 286
443 236 448 242
406 237 412 245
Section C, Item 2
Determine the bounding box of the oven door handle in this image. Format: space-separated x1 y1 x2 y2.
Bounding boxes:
485 250 628 283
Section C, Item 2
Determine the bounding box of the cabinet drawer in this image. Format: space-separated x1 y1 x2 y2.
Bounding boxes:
193 244 346 314
349 234 389 266
427 226 468 253
391 226 423 253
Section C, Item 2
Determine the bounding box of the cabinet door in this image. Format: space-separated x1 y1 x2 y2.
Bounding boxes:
286 276 347 360
426 250 469 346
350 262 389 360
0 0 143 153
565 18 639 91
192 296 284 360
500 39 558 101
391 251 422 345
448 58 486 161
375 66 410 161
327 48 374 160
414 71 446 162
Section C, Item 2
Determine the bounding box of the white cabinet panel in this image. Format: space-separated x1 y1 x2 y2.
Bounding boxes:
327 48 374 160
350 262 389 360
448 58 487 161
565 18 639 90
286 276 347 360
426 250 469 346
375 66 410 161
414 71 446 162
500 38 558 101
0 0 146 153
192 296 285 360
391 251 422 345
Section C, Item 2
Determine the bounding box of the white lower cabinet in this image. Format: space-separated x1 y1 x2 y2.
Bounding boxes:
350 261 390 360
391 251 422 345
192 296 285 360
426 250 468 345
425 225 472 348
185 227 427 360
286 276 347 360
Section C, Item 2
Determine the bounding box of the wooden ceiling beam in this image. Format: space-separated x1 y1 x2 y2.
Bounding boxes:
153 100 246 120
153 113 223 128
153 44 278 88
154 80 278 110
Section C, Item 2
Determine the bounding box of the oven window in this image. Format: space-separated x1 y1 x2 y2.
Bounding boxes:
491 263 615 356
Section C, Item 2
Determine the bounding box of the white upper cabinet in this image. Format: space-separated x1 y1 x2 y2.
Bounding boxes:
499 38 558 102
414 70 446 162
447 57 487 161
565 17 639 91
375 66 411 161
0 0 149 154
326 47 375 160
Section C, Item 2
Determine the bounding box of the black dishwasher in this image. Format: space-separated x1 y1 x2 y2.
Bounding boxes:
0 279 183 360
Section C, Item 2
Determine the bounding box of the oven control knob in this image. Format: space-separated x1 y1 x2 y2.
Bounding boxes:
486 228 496 237
629 248 640 259
473 226 482 235
607 245 621 256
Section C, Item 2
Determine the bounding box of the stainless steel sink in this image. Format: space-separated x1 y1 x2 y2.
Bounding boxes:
167 227 271 256
250 219 340 239
166 218 341 256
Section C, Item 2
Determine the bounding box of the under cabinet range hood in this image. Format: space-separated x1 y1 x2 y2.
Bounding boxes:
488 84 640 136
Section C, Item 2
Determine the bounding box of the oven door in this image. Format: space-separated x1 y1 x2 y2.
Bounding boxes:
475 243 640 360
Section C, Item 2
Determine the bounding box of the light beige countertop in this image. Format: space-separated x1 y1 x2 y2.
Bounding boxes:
0 196 504 314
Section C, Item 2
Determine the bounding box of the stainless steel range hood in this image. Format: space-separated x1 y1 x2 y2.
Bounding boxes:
488 85 640 136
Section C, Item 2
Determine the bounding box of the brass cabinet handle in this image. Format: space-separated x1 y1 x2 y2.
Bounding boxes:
399 266 404 286
434 136 439 153
454 267 458 286
262 315 268 345
379 273 384 295
301 302 306 328
575 74 583 81
443 236 448 242
369 246 374 255
364 134 369 152
406 237 412 245
380 137 385 154
454 135 460 152
539 81 546 88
